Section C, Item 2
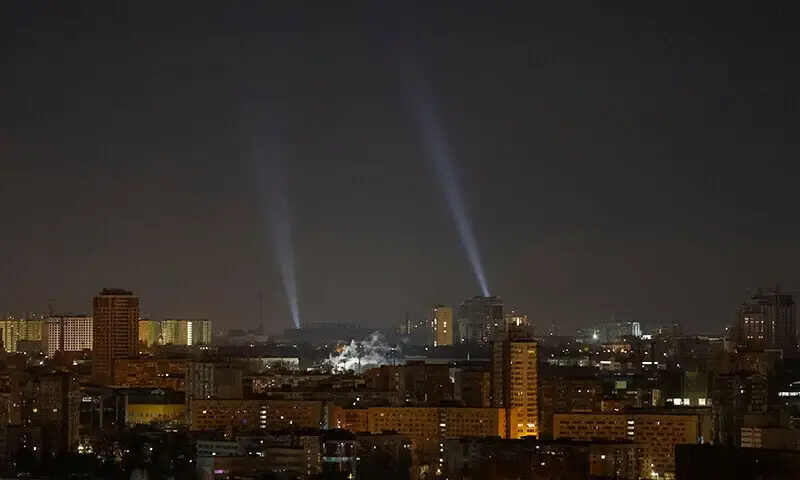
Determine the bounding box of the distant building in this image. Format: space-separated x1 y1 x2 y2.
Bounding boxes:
137 318 212 348
432 306 453 346
92 288 139 385
575 328 600 343
43 315 92 358
503 311 529 330
734 287 797 353
673 336 725 372
492 327 539 438
138 319 160 347
0 318 43 353
604 321 642 342
458 296 503 344
161 318 213 346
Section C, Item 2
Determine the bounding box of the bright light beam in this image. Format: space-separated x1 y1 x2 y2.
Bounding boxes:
251 133 301 329
401 58 491 297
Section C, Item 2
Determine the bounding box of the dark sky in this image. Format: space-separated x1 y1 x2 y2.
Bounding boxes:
0 2 797 334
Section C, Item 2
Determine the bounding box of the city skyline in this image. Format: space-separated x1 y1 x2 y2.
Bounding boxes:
2 3 798 480
0 3 796 332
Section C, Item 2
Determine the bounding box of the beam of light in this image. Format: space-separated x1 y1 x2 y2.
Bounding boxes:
249 132 301 330
400 58 490 297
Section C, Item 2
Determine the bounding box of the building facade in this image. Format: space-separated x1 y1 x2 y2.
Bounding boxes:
113 357 187 390
92 288 140 385
454 369 491 407
0 318 43 353
554 411 713 478
432 306 453 346
138 319 160 348
503 311 529 330
712 371 769 446
188 399 323 431
161 319 213 346
492 327 539 438
43 315 93 358
734 288 796 352
540 368 599 438
458 296 503 344
332 406 512 451
604 321 642 342
10 370 81 456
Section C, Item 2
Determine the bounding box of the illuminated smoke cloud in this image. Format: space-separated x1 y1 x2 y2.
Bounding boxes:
327 332 391 374
400 57 490 297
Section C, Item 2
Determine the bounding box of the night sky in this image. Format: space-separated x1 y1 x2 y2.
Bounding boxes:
0 2 796 333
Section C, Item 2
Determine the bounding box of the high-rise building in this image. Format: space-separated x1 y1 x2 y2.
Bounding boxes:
432 306 453 346
10 369 81 456
458 296 503 344
0 318 43 353
604 321 642 342
503 311 529 331
43 315 93 358
160 319 213 346
138 319 160 348
734 287 796 353
92 288 139 385
492 327 539 438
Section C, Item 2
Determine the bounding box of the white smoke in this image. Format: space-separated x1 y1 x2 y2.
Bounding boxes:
327 332 391 374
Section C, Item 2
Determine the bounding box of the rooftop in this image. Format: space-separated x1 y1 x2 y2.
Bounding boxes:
98 287 134 296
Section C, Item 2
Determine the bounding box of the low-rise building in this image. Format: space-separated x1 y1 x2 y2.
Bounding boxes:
124 389 185 426
113 357 187 390
188 399 324 432
553 410 713 478
442 437 646 480
331 406 513 455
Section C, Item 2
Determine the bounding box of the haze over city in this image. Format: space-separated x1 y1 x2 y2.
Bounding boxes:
1 3 800 480
1 2 796 333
